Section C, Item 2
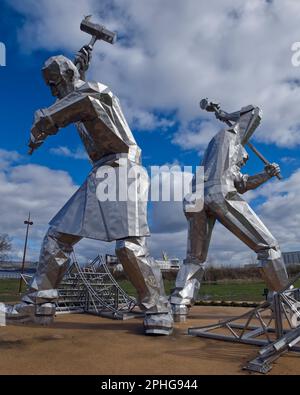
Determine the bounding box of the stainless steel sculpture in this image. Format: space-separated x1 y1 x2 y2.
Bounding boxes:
170 101 289 321
5 18 173 335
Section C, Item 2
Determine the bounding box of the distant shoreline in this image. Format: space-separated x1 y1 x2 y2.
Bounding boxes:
0 269 36 279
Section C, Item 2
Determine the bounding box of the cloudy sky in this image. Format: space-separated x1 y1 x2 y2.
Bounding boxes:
0 0 300 265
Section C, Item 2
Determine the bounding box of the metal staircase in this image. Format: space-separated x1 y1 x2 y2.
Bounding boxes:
55 253 140 320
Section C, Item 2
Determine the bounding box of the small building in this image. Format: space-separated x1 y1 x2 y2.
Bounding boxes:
105 254 118 265
155 258 181 271
282 251 300 266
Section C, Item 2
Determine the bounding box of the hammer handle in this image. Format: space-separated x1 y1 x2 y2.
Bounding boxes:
246 142 269 166
247 142 283 180
88 35 98 50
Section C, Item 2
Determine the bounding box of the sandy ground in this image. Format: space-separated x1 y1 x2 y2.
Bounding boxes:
0 306 299 375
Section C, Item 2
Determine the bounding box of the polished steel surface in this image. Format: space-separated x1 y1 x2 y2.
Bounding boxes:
8 46 172 333
171 104 288 315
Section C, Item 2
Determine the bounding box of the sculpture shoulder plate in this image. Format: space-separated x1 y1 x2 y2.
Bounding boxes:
77 81 111 96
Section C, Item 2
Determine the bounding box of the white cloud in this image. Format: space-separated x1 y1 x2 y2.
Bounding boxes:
1 149 300 266
148 163 259 266
0 149 77 260
9 0 95 53
50 146 88 160
0 148 117 263
4 0 300 268
173 120 218 152
0 149 21 169
124 104 175 132
149 226 255 267
3 0 300 268
150 166 300 265
8 0 300 148
74 238 115 263
248 170 300 252
281 156 297 165
150 165 193 234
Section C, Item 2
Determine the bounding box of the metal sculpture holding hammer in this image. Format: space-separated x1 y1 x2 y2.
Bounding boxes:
170 100 289 321
4 17 173 335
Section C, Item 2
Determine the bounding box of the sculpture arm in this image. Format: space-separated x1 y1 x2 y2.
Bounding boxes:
28 91 96 152
235 172 270 193
215 110 240 123
28 108 58 153
234 165 280 194
74 45 92 81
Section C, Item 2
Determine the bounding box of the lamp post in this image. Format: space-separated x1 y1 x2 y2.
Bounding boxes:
18 212 33 293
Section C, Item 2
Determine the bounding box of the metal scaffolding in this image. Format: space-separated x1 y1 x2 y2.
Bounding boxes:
188 274 300 373
55 253 139 320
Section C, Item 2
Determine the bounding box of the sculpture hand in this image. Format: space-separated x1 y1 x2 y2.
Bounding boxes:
75 45 92 74
215 110 230 122
32 109 57 135
265 163 281 178
28 125 46 155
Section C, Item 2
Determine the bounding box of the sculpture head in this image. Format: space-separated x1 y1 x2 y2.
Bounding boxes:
42 55 80 99
238 105 263 145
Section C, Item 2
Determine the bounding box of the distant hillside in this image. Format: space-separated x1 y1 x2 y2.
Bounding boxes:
0 261 38 270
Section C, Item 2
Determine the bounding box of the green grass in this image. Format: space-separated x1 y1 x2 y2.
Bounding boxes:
199 281 266 301
119 279 267 301
0 279 22 303
118 279 175 298
118 278 300 302
2 278 300 304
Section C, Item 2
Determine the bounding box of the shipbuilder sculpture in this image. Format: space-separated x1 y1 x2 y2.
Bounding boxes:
4 17 173 335
171 99 289 321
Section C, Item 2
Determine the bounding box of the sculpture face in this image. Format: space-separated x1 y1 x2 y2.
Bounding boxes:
42 55 80 99
239 105 263 146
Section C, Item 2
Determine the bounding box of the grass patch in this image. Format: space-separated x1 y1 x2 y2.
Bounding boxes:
118 279 175 298
119 279 265 302
2 278 300 304
199 281 266 301
0 279 22 303
118 278 300 302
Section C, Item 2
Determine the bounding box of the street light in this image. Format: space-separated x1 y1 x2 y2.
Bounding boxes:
18 212 33 293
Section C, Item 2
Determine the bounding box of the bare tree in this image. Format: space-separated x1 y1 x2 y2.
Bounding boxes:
0 234 12 261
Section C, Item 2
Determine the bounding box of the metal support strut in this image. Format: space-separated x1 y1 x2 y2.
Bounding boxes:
188 273 300 373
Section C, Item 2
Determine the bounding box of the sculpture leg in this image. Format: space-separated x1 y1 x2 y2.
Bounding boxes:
24 227 82 303
115 237 173 335
170 209 216 321
211 194 288 292
5 227 81 324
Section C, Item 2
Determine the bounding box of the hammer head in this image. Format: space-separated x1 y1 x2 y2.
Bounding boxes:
200 98 220 112
80 17 117 45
